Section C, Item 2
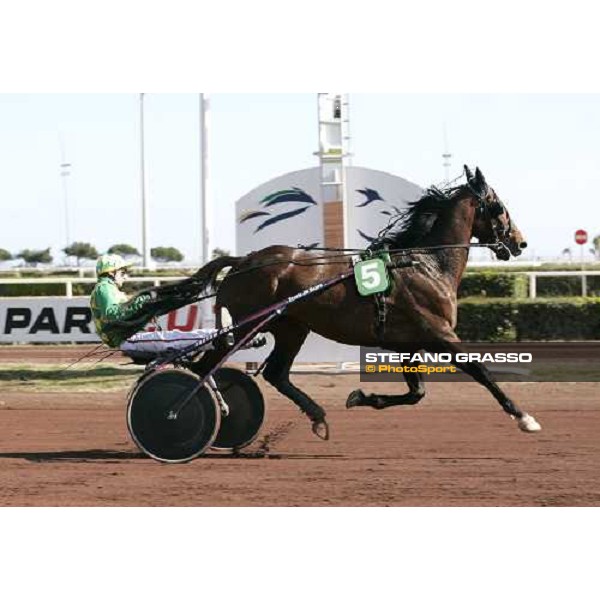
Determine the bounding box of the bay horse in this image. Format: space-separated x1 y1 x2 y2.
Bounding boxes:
189 166 540 439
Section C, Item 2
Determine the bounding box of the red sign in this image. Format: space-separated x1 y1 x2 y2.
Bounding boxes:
575 229 588 245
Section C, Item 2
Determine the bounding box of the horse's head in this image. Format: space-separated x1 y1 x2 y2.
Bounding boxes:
465 165 527 261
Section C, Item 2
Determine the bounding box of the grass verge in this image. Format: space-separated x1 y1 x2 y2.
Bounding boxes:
0 363 144 393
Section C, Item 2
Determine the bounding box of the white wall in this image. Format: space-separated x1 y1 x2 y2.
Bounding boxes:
236 168 323 254
236 166 423 253
345 167 423 248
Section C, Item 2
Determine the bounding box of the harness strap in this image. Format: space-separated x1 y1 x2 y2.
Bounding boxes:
374 292 387 345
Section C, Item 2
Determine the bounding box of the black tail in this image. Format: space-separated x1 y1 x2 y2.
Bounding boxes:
135 255 243 313
191 255 243 293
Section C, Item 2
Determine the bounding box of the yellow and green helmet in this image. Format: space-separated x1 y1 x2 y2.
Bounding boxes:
96 254 133 278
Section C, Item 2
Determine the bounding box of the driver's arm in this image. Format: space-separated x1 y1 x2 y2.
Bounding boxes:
94 283 152 324
104 293 152 323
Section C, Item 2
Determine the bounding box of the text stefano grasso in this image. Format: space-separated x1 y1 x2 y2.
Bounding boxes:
363 352 533 364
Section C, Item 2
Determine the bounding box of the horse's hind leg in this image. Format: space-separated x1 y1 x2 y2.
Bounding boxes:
347 363 426 410
262 318 329 439
188 345 231 378
429 339 541 432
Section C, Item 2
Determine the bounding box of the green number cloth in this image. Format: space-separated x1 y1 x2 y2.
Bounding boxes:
354 258 390 296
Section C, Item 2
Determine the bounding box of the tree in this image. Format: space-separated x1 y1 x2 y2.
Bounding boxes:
63 242 99 266
151 246 184 263
0 248 12 262
593 235 600 259
17 248 53 267
107 243 141 258
211 247 231 259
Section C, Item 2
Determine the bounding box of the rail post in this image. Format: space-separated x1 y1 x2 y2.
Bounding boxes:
528 273 537 298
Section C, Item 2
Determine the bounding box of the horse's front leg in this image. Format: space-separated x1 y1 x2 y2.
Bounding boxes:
427 338 541 433
347 362 426 410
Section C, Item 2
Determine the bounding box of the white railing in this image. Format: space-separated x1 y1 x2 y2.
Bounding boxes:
521 271 600 298
0 276 183 298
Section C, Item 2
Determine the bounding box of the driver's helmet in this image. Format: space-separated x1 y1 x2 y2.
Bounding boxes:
96 254 132 278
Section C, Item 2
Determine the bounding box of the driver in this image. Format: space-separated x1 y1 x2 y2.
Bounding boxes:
90 254 153 348
89 254 265 358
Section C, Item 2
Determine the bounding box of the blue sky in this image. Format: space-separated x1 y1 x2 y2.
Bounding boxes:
1 93 599 265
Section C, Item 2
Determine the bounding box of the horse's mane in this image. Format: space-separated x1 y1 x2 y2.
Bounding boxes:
372 184 469 248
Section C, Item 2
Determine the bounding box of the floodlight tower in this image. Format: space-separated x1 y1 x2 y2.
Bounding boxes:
315 93 351 247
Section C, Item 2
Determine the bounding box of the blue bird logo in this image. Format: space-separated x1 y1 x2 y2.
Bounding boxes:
239 187 318 235
356 188 384 207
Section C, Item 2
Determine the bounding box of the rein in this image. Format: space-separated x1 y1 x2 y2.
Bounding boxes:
295 241 507 256
154 240 508 298
214 240 508 280
147 269 355 370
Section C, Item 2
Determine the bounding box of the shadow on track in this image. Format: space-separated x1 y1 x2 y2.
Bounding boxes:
0 449 346 462
0 449 144 462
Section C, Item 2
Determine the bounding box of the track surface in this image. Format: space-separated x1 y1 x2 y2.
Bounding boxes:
1 346 599 506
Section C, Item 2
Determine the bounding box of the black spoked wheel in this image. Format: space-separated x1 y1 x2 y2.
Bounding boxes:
127 369 221 463
211 367 266 452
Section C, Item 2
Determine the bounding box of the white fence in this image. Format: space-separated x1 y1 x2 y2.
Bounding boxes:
0 276 182 297
524 271 600 298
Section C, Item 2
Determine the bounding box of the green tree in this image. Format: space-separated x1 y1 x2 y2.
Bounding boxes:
17 248 53 266
107 243 141 258
211 247 231 259
593 235 600 259
63 242 99 266
0 248 12 261
151 246 184 263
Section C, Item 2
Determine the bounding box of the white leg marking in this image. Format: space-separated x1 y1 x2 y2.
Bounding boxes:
518 413 542 433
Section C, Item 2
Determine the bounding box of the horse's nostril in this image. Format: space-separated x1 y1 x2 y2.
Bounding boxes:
519 242 528 249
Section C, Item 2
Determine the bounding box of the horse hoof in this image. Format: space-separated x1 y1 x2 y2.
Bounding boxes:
312 419 330 440
518 413 542 433
346 389 366 408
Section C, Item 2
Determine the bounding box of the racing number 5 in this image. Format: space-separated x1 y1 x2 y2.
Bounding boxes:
360 262 381 290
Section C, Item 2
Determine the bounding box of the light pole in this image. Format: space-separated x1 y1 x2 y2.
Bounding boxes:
199 93 209 265
139 93 151 268
59 138 71 249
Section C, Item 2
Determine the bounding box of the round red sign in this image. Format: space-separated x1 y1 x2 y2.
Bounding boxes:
575 229 588 245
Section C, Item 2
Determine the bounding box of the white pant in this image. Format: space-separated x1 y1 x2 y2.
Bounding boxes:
120 329 216 360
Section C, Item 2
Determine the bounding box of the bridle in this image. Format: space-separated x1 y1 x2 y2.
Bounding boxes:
468 182 512 255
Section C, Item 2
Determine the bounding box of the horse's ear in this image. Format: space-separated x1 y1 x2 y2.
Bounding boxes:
464 165 487 198
475 167 487 187
473 167 489 197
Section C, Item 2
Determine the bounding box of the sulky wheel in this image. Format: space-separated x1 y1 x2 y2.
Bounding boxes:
127 369 221 463
211 367 266 452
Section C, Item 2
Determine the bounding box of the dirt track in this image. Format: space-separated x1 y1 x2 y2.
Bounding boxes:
1 347 599 506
